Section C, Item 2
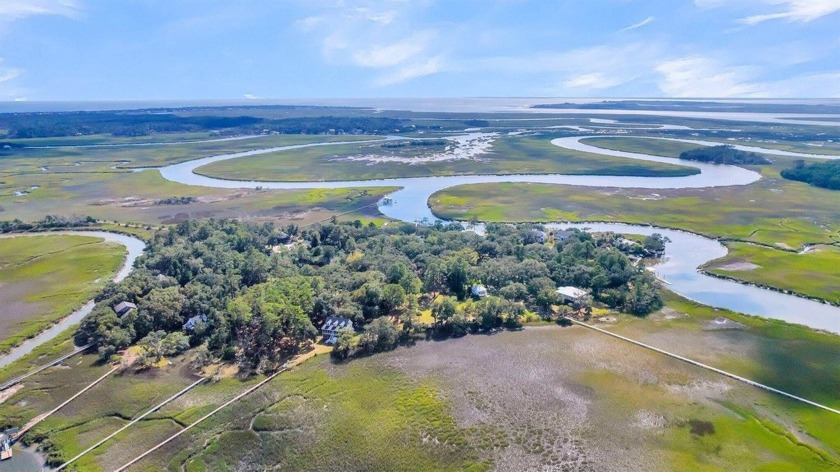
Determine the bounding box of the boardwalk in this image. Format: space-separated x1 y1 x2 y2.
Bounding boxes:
567 318 840 416
55 377 208 471
114 368 288 471
0 344 92 392
12 366 119 442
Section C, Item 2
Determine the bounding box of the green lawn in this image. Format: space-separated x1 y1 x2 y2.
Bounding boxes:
195 134 698 182
0 234 126 354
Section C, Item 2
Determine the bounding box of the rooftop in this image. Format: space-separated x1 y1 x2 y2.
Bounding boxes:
556 286 588 298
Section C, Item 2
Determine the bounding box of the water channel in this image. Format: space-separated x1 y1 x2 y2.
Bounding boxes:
155 134 840 333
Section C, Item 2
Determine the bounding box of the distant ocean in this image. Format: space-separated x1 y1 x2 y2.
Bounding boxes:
1 98 839 114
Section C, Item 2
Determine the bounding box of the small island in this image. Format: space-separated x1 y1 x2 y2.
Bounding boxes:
781 159 840 190
679 145 771 165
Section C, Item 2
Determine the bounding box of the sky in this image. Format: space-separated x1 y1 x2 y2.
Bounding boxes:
0 0 838 101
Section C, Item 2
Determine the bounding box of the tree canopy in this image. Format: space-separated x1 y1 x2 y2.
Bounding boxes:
679 145 770 165
781 159 840 190
75 218 663 368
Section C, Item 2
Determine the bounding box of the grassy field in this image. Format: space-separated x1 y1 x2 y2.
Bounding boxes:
2 289 839 471
1 132 399 229
195 134 698 182
2 132 225 147
428 137 840 303
0 168 396 227
583 136 701 157
0 235 126 354
703 242 840 304
583 135 840 158
428 175 840 249
1 134 378 171
428 138 840 249
123 301 840 471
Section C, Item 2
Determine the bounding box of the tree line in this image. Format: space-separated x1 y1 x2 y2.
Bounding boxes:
781 159 840 190
73 219 664 371
0 215 98 233
679 145 770 165
0 111 409 139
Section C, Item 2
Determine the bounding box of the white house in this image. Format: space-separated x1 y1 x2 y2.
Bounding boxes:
322 316 353 344
556 286 589 305
471 284 489 298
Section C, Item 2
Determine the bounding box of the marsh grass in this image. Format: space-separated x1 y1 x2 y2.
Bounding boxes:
704 242 840 304
0 235 125 353
196 134 698 182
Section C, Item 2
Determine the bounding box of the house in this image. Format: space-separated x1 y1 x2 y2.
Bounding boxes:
0 433 12 461
617 238 639 248
554 230 576 242
525 230 547 244
183 314 208 332
113 301 137 318
322 316 353 344
470 284 489 298
556 286 589 305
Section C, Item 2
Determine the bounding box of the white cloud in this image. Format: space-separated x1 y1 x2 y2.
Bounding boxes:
468 42 659 95
351 33 431 68
294 1 445 86
564 72 627 89
293 15 323 31
619 16 655 32
0 58 25 99
375 56 443 85
0 66 21 84
0 0 80 21
694 0 840 24
354 8 397 25
655 56 765 97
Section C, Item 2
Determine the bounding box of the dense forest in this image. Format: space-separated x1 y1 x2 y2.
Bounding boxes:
679 145 771 165
0 111 407 138
74 219 664 370
780 159 840 190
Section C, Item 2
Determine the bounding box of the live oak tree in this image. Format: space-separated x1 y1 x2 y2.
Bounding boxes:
73 218 662 367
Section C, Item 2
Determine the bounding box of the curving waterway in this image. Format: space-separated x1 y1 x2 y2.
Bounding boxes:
0 231 146 368
153 133 840 334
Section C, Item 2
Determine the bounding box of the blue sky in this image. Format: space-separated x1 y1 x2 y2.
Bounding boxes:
0 0 838 100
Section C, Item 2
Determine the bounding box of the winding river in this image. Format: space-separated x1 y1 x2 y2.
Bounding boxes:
156 133 840 334
0 231 146 369
3 128 839 369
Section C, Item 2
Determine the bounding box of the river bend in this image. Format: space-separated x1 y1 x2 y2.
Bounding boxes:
0 231 145 368
151 134 840 333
